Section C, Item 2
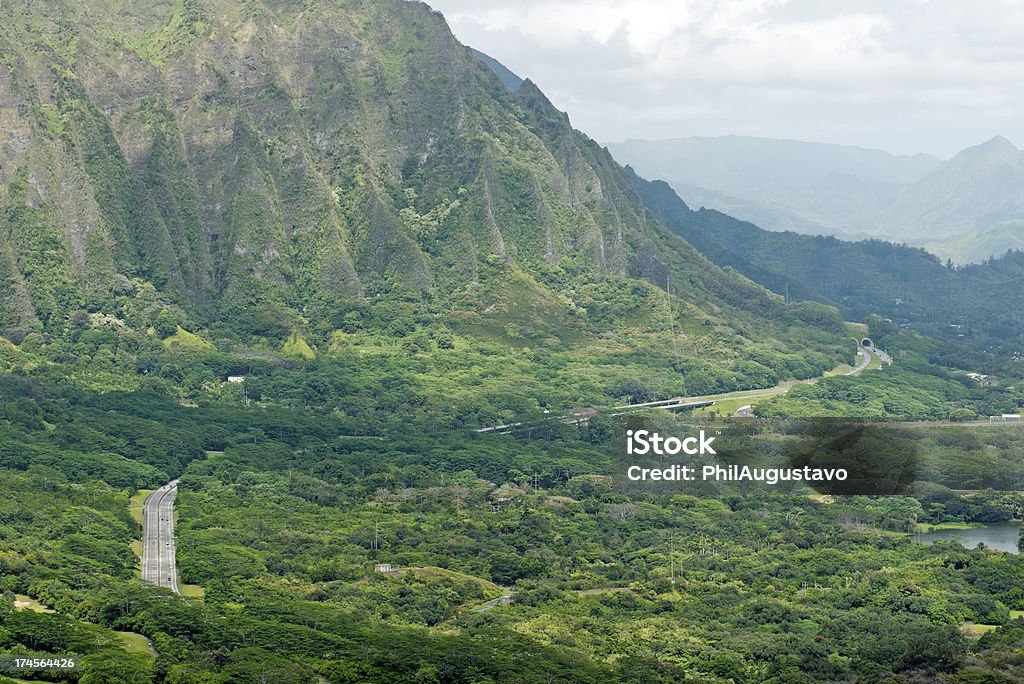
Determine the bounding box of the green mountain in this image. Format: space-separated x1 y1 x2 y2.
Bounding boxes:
0 0 714 328
0 0 852 401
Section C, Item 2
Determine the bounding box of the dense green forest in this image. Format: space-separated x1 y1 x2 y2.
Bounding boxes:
0 290 852 430
2 0 1024 682
5 377 1024 682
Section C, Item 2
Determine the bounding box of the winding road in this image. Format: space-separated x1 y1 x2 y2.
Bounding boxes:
846 344 890 376
141 480 180 594
477 341 893 431
616 344 890 416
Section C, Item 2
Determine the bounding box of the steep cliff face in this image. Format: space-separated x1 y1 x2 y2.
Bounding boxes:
0 0 782 341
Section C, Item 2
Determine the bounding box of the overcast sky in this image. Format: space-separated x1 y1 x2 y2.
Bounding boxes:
426 0 1024 158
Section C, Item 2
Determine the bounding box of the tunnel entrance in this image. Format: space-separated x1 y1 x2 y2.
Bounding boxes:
861 338 873 348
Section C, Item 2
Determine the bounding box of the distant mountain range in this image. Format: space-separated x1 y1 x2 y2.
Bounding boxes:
626 166 1024 352
608 135 1024 264
466 53 1024 354
470 49 523 92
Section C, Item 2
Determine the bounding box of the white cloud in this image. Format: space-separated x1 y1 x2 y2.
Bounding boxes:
425 0 1024 156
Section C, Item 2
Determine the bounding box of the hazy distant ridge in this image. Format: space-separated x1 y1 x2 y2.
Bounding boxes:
608 135 1024 263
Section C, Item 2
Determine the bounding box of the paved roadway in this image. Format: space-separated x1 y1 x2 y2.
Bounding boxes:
479 343 893 430
845 344 889 376
627 345 889 416
474 588 514 612
141 480 180 593
846 347 872 375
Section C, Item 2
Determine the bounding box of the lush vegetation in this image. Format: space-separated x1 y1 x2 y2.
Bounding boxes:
0 286 852 434
0 0 842 373
2 0 1024 682
758 363 1024 421
3 374 1024 682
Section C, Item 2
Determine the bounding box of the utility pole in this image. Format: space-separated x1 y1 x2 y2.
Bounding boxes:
666 274 684 396
670 532 675 584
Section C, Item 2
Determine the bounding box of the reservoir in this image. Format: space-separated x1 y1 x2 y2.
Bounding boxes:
914 521 1022 554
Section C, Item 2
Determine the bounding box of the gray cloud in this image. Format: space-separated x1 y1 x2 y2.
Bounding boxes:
425 0 1024 157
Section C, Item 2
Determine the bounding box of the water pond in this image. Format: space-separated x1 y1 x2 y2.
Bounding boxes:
914 521 1021 554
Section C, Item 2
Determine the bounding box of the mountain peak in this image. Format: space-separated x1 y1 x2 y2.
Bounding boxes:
0 0 774 345
986 134 1017 148
972 135 1018 154
946 135 1021 167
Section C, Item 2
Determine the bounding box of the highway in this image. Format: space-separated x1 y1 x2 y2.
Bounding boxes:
847 347 872 375
620 345 889 416
141 480 180 593
846 344 891 375
478 342 893 432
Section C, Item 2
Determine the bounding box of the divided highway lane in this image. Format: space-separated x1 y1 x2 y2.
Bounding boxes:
141 480 179 594
845 344 890 376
